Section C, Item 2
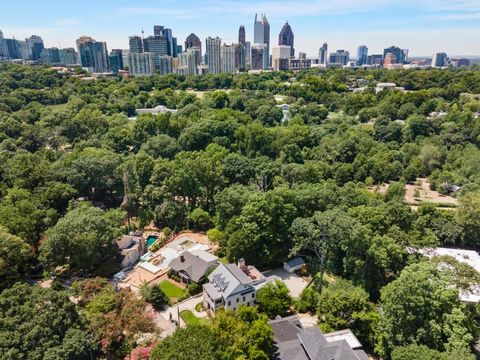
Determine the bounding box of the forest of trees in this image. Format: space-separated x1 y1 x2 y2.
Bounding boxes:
1 63 480 359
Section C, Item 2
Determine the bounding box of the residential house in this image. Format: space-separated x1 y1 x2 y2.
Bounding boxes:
269 315 369 360
168 250 218 284
203 259 266 313
117 231 145 269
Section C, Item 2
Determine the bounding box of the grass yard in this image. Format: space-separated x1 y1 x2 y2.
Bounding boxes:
159 280 186 300
180 310 204 326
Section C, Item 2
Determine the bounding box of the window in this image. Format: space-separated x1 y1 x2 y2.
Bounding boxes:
236 297 239 303
242 296 245 302
228 301 231 306
252 293 255 298
247 302 250 306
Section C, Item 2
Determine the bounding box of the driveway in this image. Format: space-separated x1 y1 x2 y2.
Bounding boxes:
263 268 309 298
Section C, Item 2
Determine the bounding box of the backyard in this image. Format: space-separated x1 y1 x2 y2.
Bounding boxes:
159 280 187 302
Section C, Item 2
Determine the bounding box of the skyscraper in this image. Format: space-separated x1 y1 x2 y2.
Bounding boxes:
272 45 291 71
59 48 77 66
127 52 155 76
329 50 349 65
206 37 221 74
383 46 407 64
25 35 44 60
357 45 368 66
76 36 109 73
222 43 236 73
432 53 448 67
185 33 202 58
253 14 270 69
319 43 328 66
144 35 168 68
238 25 246 46
154 25 176 57
129 35 144 53
251 43 268 70
109 49 124 74
278 22 294 57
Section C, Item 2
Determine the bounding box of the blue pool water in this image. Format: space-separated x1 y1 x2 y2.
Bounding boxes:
146 235 158 248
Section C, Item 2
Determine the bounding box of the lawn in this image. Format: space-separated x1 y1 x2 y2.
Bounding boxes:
159 280 186 300
180 310 205 326
195 302 204 312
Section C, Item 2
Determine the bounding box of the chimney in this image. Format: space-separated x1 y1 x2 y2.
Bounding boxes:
238 258 246 271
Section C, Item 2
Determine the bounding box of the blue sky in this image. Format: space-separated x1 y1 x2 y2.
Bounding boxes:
1 0 480 56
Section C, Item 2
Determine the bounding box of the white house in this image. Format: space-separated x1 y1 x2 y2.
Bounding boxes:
203 260 265 313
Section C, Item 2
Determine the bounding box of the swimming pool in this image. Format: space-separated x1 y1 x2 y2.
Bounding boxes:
146 235 158 248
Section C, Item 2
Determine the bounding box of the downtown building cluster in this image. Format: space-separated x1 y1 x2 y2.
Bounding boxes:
0 16 473 76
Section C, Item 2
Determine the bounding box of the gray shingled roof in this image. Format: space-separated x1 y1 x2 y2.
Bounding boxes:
168 251 216 283
269 316 369 360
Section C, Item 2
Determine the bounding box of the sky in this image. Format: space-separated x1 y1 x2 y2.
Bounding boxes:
1 0 480 57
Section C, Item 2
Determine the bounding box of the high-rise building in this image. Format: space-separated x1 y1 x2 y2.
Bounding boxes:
3 38 22 59
357 45 368 66
383 46 407 64
451 58 470 68
206 37 221 74
367 54 383 66
251 43 268 70
222 43 236 73
319 43 328 65
177 48 201 75
329 50 349 65
0 30 6 59
129 35 144 53
245 41 251 69
298 52 307 60
76 36 109 73
235 43 246 71
185 33 202 59
154 26 175 57
253 14 270 69
109 49 124 74
40 48 60 64
127 52 155 76
144 35 168 68
272 45 291 71
432 52 448 67
238 25 246 46
159 55 173 74
59 48 77 66
278 22 294 57
25 35 44 60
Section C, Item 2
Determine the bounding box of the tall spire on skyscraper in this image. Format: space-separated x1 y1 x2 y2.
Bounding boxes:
278 21 294 57
238 25 246 46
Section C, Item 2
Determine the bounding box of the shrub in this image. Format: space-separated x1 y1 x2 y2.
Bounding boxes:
140 283 169 310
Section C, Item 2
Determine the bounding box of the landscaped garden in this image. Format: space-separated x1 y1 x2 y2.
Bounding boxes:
180 310 204 326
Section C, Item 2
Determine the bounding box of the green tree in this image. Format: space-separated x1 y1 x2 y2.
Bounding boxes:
456 190 480 246
256 280 293 318
140 283 169 310
0 226 33 290
0 283 91 360
39 203 124 276
376 261 478 357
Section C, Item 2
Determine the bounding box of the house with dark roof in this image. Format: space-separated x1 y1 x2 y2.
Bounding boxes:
116 231 145 269
168 250 218 284
203 259 266 313
269 315 369 360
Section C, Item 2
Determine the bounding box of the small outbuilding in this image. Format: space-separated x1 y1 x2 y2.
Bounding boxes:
283 257 306 274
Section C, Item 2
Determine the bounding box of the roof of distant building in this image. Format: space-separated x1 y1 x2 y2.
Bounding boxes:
269 315 368 360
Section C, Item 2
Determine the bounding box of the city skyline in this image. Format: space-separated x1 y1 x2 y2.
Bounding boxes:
1 0 480 57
